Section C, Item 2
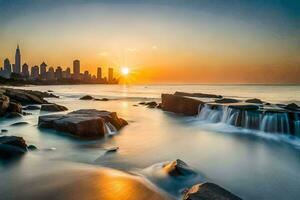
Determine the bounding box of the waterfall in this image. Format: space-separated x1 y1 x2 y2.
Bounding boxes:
260 113 290 134
105 122 117 135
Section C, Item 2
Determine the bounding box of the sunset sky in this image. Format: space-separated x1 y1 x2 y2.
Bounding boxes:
0 0 299 84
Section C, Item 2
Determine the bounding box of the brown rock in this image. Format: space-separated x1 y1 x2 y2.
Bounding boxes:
41 104 68 112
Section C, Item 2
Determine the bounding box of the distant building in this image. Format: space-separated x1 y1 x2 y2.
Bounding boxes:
15 45 21 74
47 67 55 80
12 64 16 73
55 66 62 80
83 70 91 80
65 67 71 79
108 67 113 83
97 67 102 80
3 58 12 78
40 62 47 80
22 63 29 78
73 60 80 79
31 66 39 79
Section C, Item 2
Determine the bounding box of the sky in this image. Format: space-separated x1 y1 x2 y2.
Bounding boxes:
0 0 299 84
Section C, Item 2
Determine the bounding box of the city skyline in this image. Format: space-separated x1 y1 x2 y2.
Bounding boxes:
0 44 118 84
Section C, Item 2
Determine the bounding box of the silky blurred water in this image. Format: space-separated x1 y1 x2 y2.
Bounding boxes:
1 84 300 200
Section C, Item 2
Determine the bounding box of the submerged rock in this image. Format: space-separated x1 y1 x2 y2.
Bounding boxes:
215 98 240 104
245 98 263 104
183 182 242 200
40 104 68 112
79 95 94 100
10 121 29 126
1 129 8 133
163 159 197 177
0 136 28 159
146 101 158 108
27 145 38 151
23 105 40 110
161 94 203 116
38 109 128 138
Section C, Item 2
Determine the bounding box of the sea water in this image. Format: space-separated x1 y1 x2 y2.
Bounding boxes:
1 84 300 200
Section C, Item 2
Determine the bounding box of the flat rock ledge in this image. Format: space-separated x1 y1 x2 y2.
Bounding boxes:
38 109 128 138
41 104 68 112
183 182 242 200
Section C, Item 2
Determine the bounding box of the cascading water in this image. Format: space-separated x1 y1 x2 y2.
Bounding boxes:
260 113 290 134
105 122 117 135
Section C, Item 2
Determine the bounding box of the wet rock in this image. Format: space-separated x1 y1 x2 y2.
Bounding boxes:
5 112 23 118
183 182 242 200
215 98 240 103
228 104 259 110
23 105 40 110
161 94 203 116
0 136 28 159
27 145 38 151
7 102 23 113
139 102 146 105
0 95 10 115
22 112 32 116
79 95 94 100
163 159 197 177
106 147 119 153
146 101 158 108
3 88 49 105
95 98 109 101
47 90 54 93
284 103 300 111
10 121 29 126
1 129 8 133
41 104 68 112
157 103 162 109
38 109 128 139
245 98 263 104
174 91 222 99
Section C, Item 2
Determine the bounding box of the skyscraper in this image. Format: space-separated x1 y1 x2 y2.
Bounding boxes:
22 63 29 78
31 66 39 79
108 67 113 83
47 67 55 80
40 62 47 80
73 60 80 79
97 67 102 80
55 66 62 80
3 58 11 78
15 44 21 74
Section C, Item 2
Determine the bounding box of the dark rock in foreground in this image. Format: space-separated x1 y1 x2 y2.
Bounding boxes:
79 95 94 100
41 104 68 112
161 94 203 116
0 136 28 159
38 109 128 138
3 88 50 105
183 182 242 200
163 159 197 177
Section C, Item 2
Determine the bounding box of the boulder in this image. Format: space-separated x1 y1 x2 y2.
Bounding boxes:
0 95 10 115
23 105 40 110
38 109 128 138
146 101 158 108
174 91 222 99
284 103 300 111
95 98 109 101
41 104 68 112
79 95 94 100
163 159 197 177
0 136 28 159
183 182 242 200
3 88 48 105
10 121 29 126
245 98 263 104
161 94 203 116
1 129 8 133
215 98 239 103
27 145 38 151
7 102 22 113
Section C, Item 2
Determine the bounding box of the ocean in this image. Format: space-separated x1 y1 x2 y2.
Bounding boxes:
1 84 300 200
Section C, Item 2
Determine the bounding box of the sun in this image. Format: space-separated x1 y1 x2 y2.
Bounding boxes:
121 67 130 76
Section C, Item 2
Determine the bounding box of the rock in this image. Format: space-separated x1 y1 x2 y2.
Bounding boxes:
95 98 109 101
157 103 162 109
47 90 54 93
106 147 119 153
79 95 94 100
38 109 128 138
183 182 242 200
215 98 240 103
0 95 10 115
23 105 40 110
1 129 8 133
22 112 32 116
245 98 263 104
27 145 38 151
146 101 158 108
0 136 28 159
284 103 299 111
3 88 49 105
5 112 23 118
7 102 22 113
174 91 222 99
10 121 29 126
163 159 197 177
161 94 203 116
41 104 68 112
228 104 259 110
139 102 146 105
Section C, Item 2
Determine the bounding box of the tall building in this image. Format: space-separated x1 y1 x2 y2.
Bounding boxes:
15 44 21 74
47 67 55 80
108 67 113 83
31 66 39 79
22 63 29 78
55 66 62 80
73 60 80 79
97 67 102 80
3 58 11 78
40 62 47 79
65 67 71 79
